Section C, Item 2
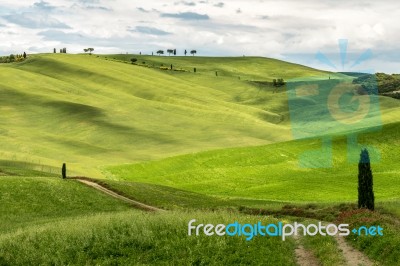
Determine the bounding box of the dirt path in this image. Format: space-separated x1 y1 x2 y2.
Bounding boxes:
334 235 374 266
293 234 320 266
294 226 375 266
75 178 164 212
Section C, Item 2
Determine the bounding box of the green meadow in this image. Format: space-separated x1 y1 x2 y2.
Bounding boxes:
107 121 400 202
0 209 297 265
1 53 399 265
99 54 349 80
0 175 131 232
0 53 316 176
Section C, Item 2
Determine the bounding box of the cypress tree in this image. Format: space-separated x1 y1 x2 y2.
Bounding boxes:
358 149 374 210
62 163 67 179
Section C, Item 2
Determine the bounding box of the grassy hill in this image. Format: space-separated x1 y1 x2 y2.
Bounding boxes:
0 170 296 265
0 174 131 232
107 121 400 202
0 53 344 176
1 53 398 199
100 54 349 81
0 53 399 265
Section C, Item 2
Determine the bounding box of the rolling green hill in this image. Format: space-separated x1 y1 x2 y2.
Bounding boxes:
107 121 400 202
0 53 339 176
0 53 399 265
100 54 349 81
1 53 398 200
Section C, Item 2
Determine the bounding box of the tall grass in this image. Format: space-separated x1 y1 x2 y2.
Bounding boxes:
338 209 400 265
0 177 131 232
0 210 296 265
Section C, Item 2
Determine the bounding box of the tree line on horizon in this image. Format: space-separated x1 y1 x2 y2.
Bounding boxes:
54 48 67 54
353 73 400 99
155 49 197 56
0 52 27 63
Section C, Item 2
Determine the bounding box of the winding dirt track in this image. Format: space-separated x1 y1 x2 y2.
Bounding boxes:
75 178 164 212
293 234 320 266
334 234 373 266
294 231 374 266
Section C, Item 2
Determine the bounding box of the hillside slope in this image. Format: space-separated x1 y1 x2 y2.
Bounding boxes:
108 120 400 202
101 54 349 81
0 54 325 176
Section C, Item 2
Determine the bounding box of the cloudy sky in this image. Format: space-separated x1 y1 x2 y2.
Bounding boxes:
0 0 399 73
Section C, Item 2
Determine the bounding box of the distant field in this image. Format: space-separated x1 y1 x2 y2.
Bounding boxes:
0 53 335 176
99 54 349 81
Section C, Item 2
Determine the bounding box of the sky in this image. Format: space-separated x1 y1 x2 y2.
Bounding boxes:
0 0 399 73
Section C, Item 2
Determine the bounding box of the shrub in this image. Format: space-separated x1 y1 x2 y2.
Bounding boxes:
273 78 285 87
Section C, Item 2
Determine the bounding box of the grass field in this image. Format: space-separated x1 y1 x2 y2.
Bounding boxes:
0 167 295 264
108 121 400 202
339 209 400 265
0 211 298 265
1 53 399 265
0 53 339 177
0 175 131 232
99 54 349 81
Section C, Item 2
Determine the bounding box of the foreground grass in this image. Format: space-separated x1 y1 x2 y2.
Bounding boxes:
302 232 346 266
338 209 400 265
377 200 400 218
0 176 131 232
0 210 296 265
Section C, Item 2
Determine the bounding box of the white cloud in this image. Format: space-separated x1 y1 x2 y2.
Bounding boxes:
3 12 70 29
129 26 172 36
160 12 209 20
0 0 399 72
